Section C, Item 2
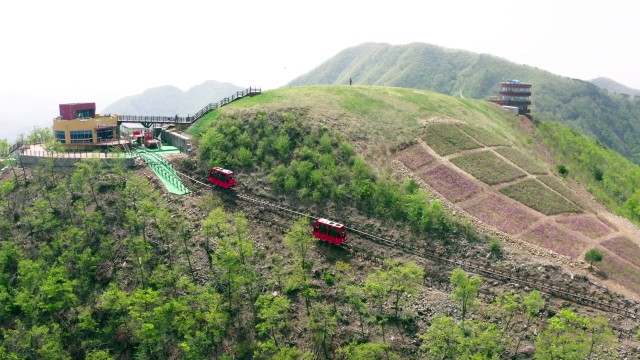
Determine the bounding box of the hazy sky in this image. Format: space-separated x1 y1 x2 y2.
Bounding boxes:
1 0 639 138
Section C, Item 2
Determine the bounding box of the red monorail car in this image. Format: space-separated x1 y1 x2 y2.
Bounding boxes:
208 167 236 188
312 218 347 245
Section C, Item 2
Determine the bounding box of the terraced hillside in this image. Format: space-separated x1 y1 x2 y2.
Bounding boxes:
406 119 640 294
189 85 640 297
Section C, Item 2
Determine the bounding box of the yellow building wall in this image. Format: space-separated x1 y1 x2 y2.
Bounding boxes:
53 115 119 149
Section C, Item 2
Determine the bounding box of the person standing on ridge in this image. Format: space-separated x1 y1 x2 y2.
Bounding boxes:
350 78 352 85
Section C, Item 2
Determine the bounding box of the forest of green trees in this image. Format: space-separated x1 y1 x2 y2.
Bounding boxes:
0 158 626 358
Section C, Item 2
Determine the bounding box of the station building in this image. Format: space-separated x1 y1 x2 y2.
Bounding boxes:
53 103 121 150
488 80 532 114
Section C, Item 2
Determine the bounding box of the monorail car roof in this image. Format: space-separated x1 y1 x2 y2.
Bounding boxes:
213 167 234 174
318 218 344 228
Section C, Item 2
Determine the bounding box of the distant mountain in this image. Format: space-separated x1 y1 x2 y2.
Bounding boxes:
287 42 640 165
589 77 640 98
102 80 245 116
0 93 59 142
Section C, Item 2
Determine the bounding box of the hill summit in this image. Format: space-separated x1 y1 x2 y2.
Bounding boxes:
287 42 640 165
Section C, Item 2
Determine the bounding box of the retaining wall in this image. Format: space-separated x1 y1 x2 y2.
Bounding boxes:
161 130 192 155
18 155 135 169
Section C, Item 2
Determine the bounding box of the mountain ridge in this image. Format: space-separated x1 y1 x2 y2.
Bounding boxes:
589 77 640 98
102 80 245 116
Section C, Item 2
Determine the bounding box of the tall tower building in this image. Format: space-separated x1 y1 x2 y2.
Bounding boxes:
497 80 532 114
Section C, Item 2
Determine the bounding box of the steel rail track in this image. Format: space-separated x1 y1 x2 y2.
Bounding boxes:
172 169 637 317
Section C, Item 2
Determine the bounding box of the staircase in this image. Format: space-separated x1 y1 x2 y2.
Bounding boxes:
134 148 189 195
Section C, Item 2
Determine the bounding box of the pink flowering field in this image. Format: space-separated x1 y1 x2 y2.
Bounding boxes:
555 216 611 239
495 148 547 175
522 223 588 258
499 179 581 215
423 123 482 156
398 146 433 170
463 194 537 234
451 150 526 185
537 175 583 208
421 165 479 202
601 236 640 268
597 249 640 294
457 124 510 146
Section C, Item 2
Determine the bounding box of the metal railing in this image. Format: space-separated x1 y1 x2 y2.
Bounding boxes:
21 148 124 158
3 141 23 156
118 86 261 125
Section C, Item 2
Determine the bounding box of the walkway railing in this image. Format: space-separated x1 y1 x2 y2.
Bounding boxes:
118 86 261 125
3 141 23 156
17 142 133 158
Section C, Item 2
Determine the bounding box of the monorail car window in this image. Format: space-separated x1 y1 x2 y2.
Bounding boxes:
229 174 234 180
319 223 328 234
214 171 220 180
220 173 227 182
328 226 337 238
339 229 345 239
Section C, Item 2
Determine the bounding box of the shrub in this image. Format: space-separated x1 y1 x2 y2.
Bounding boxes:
593 168 604 181
339 140 355 158
319 133 333 153
274 134 290 158
236 147 253 167
284 175 298 193
557 165 569 176
489 237 501 254
324 274 334 285
584 248 603 269
283 112 295 124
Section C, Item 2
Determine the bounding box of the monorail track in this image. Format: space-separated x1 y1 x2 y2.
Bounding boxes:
171 168 638 318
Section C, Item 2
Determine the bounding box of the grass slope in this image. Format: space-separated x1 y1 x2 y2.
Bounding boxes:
188 85 520 151
286 42 640 165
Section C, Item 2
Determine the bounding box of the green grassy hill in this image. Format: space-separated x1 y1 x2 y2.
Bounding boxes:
286 42 640 165
589 77 640 98
190 85 640 295
102 80 245 116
